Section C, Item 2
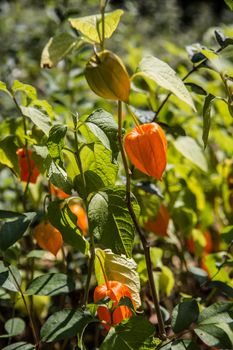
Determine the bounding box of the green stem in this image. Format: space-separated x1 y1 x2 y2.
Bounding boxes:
153 46 224 120
99 0 106 50
72 115 95 306
117 101 166 340
8 266 40 348
12 95 32 210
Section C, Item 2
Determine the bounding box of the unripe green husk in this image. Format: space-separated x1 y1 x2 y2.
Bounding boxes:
85 50 130 102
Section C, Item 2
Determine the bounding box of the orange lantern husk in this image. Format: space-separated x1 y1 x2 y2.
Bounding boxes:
145 204 169 236
69 203 88 236
16 148 40 184
50 183 70 199
187 231 213 255
94 281 134 330
34 221 63 256
124 122 167 180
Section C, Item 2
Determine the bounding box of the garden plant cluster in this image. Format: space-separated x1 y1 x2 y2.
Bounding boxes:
0 0 233 349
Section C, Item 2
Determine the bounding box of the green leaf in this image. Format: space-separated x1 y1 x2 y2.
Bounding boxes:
0 136 20 172
157 266 175 297
48 160 72 195
41 32 78 68
0 81 12 98
172 300 199 333
202 94 215 149
40 309 94 342
48 201 89 255
0 262 21 292
174 136 208 172
25 273 75 296
2 342 35 350
224 0 233 11
185 82 207 96
171 340 201 350
135 56 195 110
197 301 233 325
207 281 233 298
0 212 36 250
69 10 124 43
73 143 118 196
88 187 140 257
95 248 141 308
81 109 119 161
47 124 67 166
26 250 46 259
0 211 25 220
2 318 25 337
20 106 51 136
194 324 233 348
12 80 37 100
221 225 233 243
100 316 155 350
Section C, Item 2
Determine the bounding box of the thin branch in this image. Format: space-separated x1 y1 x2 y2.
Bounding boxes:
117 101 166 340
8 265 40 348
153 46 224 121
72 114 95 307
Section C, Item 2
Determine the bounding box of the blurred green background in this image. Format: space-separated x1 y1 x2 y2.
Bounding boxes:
0 0 232 87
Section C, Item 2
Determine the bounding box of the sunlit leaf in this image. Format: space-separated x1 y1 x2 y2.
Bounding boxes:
88 186 140 257
95 248 141 308
100 316 156 350
40 309 94 342
20 106 51 136
174 136 208 172
135 56 195 110
69 10 124 43
12 80 37 100
25 273 75 296
0 262 21 292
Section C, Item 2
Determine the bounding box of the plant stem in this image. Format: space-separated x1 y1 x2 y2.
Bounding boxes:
117 101 166 340
72 114 95 306
8 265 40 348
12 95 32 210
153 46 224 120
99 0 106 50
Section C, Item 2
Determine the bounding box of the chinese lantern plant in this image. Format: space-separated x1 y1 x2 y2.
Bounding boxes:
17 147 40 184
94 280 135 330
34 220 63 256
124 122 167 180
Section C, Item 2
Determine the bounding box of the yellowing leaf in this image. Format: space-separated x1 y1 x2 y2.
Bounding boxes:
69 10 124 43
41 33 79 69
95 248 141 308
134 55 195 110
154 266 175 297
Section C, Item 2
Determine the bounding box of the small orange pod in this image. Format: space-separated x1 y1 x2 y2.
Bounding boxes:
69 203 88 236
16 148 40 184
50 183 70 199
145 204 169 236
34 221 63 256
124 122 167 180
94 281 134 330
